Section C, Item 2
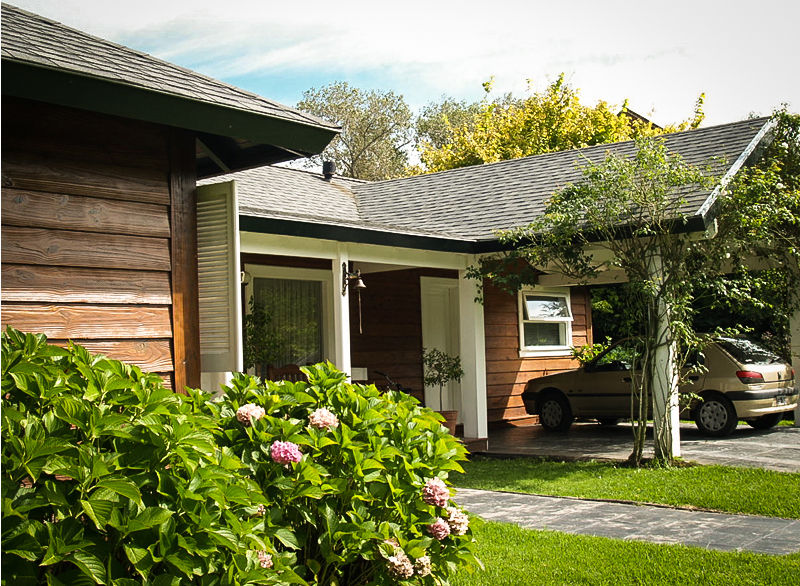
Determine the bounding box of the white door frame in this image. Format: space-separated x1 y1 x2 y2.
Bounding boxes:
420 276 461 416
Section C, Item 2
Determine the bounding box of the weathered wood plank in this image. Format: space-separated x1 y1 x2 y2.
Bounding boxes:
2 189 170 237
2 227 171 271
1 265 172 304
1 152 170 205
1 304 173 339
49 339 174 372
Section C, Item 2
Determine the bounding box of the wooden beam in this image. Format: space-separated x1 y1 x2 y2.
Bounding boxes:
49 339 174 372
169 128 201 392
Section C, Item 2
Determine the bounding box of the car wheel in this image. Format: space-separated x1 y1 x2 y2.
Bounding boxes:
746 412 784 430
597 418 621 426
694 394 738 437
538 392 573 432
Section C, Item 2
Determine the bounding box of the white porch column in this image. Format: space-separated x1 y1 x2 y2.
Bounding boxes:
649 251 681 459
458 265 488 439
332 245 352 378
791 309 800 426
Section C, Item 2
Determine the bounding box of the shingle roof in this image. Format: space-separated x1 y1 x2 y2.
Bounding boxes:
0 3 338 133
354 117 772 240
215 117 772 247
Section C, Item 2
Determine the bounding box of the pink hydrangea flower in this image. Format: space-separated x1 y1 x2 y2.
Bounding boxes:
446 506 469 535
422 477 449 507
414 555 432 577
270 440 302 465
308 407 339 430
236 403 265 426
427 517 450 540
387 552 414 579
256 550 273 569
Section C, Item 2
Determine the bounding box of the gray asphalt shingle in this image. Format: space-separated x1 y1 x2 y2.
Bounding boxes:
216 118 771 244
1 3 338 133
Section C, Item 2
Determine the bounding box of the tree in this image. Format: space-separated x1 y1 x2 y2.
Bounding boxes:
478 138 716 465
418 74 704 173
297 81 414 180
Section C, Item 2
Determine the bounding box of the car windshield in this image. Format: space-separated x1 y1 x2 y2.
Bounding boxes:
715 337 781 365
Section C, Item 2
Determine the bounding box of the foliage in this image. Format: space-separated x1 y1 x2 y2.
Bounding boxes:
243 296 281 375
477 138 717 464
452 521 800 586
422 349 464 411
417 74 704 173
570 337 613 365
2 328 481 585
455 457 800 518
297 81 414 180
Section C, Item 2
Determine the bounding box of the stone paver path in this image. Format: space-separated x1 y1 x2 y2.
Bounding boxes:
455 488 800 555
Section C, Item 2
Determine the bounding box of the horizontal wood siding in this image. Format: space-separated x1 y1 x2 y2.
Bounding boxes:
349 269 426 402
1 98 181 388
483 281 592 424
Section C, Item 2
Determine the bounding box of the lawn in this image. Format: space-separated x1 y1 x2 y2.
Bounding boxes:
450 521 800 585
452 457 800 518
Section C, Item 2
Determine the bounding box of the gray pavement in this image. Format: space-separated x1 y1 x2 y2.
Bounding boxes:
455 487 800 555
483 422 800 473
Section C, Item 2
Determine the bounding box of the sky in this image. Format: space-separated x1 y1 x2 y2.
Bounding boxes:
9 0 800 127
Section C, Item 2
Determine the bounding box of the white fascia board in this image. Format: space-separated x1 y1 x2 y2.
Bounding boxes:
240 231 470 270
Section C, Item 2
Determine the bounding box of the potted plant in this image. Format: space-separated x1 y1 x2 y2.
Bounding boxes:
422 347 464 435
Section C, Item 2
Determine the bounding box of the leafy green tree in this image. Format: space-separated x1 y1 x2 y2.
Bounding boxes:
418 74 704 173
297 81 414 180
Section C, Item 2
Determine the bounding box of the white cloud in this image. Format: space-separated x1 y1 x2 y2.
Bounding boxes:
9 0 800 125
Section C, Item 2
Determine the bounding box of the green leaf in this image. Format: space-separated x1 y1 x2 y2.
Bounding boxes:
272 527 300 550
66 551 107 584
126 506 173 533
80 498 114 530
94 477 142 507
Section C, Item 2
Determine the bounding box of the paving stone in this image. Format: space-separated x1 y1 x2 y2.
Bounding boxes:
454 488 800 555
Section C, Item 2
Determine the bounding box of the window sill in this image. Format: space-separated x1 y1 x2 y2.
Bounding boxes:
519 347 573 359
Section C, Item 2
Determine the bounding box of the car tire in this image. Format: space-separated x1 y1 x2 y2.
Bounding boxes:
746 412 784 430
694 393 738 437
597 418 621 426
538 392 573 432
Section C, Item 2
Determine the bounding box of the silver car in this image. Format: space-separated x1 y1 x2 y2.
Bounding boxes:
521 337 798 436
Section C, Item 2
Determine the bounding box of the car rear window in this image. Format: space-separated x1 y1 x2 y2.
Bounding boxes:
715 337 780 365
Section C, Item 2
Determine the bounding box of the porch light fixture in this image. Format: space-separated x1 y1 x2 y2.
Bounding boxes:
342 262 367 334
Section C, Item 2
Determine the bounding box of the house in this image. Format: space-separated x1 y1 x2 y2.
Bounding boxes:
0 2 338 393
196 117 777 448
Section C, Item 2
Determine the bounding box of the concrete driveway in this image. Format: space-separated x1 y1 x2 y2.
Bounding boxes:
483 422 800 473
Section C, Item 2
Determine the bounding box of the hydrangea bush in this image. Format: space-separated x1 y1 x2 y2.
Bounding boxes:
1 328 481 585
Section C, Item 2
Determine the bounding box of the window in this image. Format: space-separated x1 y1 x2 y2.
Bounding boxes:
518 288 573 357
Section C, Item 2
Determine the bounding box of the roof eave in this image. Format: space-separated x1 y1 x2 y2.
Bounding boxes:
2 59 339 169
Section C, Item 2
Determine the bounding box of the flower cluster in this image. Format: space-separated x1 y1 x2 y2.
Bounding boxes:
270 441 302 465
386 552 414 579
414 555 432 577
236 403 265 426
427 517 450 540
446 506 469 536
308 407 339 430
256 550 273 569
255 504 266 517
422 477 449 507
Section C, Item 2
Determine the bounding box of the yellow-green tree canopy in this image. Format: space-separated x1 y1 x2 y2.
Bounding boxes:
417 74 705 173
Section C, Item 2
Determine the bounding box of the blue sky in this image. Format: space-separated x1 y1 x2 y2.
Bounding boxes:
11 0 800 127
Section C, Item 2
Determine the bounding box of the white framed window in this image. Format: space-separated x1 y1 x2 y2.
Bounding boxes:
518 288 573 357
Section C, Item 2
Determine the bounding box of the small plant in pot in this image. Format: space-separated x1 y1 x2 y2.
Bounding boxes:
422 347 464 436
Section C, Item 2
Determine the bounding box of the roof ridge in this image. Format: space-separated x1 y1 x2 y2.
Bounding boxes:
1 3 339 131
359 116 773 189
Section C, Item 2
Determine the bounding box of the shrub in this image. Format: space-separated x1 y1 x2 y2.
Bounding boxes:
1 328 480 584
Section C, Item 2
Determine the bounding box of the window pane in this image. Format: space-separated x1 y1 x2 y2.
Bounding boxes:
524 322 564 347
524 295 570 319
253 278 323 367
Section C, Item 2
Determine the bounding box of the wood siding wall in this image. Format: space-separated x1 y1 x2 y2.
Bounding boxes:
1 98 199 390
484 282 592 424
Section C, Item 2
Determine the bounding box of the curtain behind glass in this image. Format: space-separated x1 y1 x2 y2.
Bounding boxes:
253 278 323 367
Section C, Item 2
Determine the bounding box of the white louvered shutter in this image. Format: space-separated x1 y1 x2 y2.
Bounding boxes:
196 181 242 375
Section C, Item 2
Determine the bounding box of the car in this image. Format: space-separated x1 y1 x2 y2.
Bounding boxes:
521 337 798 437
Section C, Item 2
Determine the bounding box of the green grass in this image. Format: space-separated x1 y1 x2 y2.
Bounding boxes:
451 521 800 585
453 457 800 518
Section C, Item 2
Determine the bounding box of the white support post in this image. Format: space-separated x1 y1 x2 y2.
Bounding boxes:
332 245 352 378
458 265 488 440
649 251 681 459
791 310 800 426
